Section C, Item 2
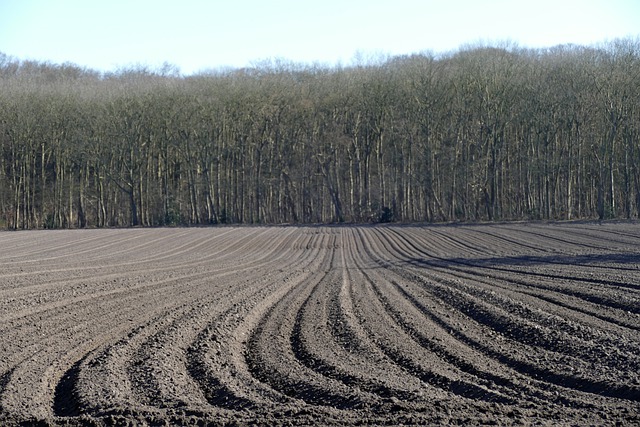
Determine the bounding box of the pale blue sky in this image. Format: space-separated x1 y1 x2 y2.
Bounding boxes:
1 0 638 75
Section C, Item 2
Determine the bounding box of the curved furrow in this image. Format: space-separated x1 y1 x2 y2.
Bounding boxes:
378 276 635 415
0 267 215 373
417 281 640 398
53 311 188 419
404 225 495 258
577 221 640 241
348 229 545 403
364 227 640 403
343 228 516 405
536 221 640 241
0 227 263 292
0 229 137 262
499 222 640 252
0 231 198 293
0 269 218 325
64 294 223 418
442 262 640 318
400 264 640 367
54 228 201 263
417 258 640 334
0 228 295 322
427 226 530 258
483 224 640 271
498 223 617 252
384 226 640 347
0 280 187 422
183 229 340 413
244 233 390 411
395 226 640 367
451 258 639 324
51 228 307 420
0 251 276 327
0 228 193 268
358 228 640 419
284 229 443 410
457 225 567 255
183 231 384 425
2 224 639 425
128 229 314 412
49 269 288 421
0 228 294 423
0 227 219 266
110 226 273 268
386 226 640 314
0 226 257 279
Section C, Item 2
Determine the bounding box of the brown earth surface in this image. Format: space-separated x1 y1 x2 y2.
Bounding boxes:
0 222 639 426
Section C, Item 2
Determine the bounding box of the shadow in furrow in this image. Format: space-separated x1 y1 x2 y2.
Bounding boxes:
246 352 366 410
362 229 640 406
245 287 369 409
409 252 640 333
289 286 418 405
0 369 13 403
368 330 510 404
186 326 258 411
378 281 520 392
348 250 514 404
53 359 83 417
366 234 640 371
391 278 640 402
0 369 11 388
407 256 640 313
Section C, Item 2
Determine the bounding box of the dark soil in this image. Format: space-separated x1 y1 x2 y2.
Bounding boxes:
0 222 638 425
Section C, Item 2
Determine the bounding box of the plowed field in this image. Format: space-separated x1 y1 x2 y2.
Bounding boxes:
1 222 639 426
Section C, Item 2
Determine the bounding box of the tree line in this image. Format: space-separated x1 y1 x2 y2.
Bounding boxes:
1 39 639 229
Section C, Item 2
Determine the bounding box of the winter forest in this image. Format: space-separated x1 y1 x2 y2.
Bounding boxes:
1 39 639 229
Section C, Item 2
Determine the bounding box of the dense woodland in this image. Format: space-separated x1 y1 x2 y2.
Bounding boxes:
1 39 639 229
